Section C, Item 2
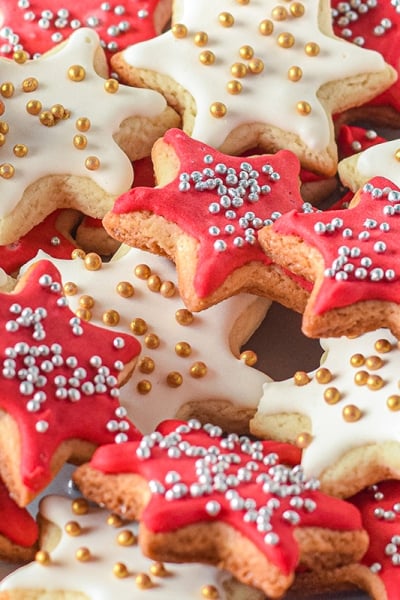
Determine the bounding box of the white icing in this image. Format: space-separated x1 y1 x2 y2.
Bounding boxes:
0 495 249 599
122 0 389 153
353 138 400 187
25 247 270 433
254 328 400 478
0 28 167 217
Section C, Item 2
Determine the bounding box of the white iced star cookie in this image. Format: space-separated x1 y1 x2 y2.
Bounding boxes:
250 328 400 498
0 495 264 600
339 137 400 192
0 27 179 245
111 0 395 176
28 245 271 434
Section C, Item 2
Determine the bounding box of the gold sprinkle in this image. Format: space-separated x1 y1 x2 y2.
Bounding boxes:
160 281 176 297
290 2 305 17
13 50 28 63
68 64 86 82
26 99 42 115
137 379 152 394
79 294 95 309
85 156 100 171
138 356 155 374
71 248 86 260
365 355 384 370
107 513 124 528
116 281 135 298
13 144 28 158
354 370 369 386
218 12 234 27
35 550 51 565
117 530 137 546
150 561 169 577
63 282 78 296
102 309 120 327
135 263 151 279
144 333 160 349
84 252 102 271
315 368 332 384
194 32 208 46
104 78 119 93
0 121 8 134
271 6 288 20
65 521 82 536
189 361 208 378
277 32 295 48
387 395 400 411
296 432 312 449
248 58 264 74
75 547 91 562
166 371 183 387
39 110 56 127
0 82 14 98
293 371 311 386
288 65 302 82
375 338 393 353
147 274 162 292
0 133 5 147
240 350 258 366
350 353 365 367
323 387 341 405
236 0 250 4
76 117 91 132
296 100 312 115
394 149 400 162
304 42 320 57
259 19 274 35
227 80 242 94
201 585 220 599
367 374 384 391
136 573 153 589
199 50 215 66
175 308 194 326
210 102 227 118
231 62 247 78
0 163 15 179
175 342 192 358
113 562 129 578
51 104 67 120
75 308 92 321
130 318 148 336
239 45 254 60
73 134 87 149
342 404 362 422
22 77 39 93
171 23 188 38
72 498 89 515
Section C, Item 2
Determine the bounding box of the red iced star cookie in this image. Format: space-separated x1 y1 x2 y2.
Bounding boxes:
0 479 38 562
259 176 400 338
337 125 387 160
74 419 368 598
0 259 141 505
103 128 313 312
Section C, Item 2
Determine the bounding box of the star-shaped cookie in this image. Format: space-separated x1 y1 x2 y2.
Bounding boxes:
0 27 177 245
0 479 38 563
112 0 395 175
0 494 264 600
27 245 271 435
259 176 400 338
251 328 400 498
0 259 141 506
74 419 367 599
104 128 313 312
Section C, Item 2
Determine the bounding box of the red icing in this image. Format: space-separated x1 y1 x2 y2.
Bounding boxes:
332 2 400 111
0 480 38 547
0 210 77 275
111 129 312 298
337 125 387 159
271 176 400 314
351 480 400 599
0 259 142 493
0 0 169 65
89 419 363 576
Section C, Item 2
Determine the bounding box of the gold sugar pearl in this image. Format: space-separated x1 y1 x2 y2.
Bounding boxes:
296 101 311 115
240 350 258 366
271 6 288 20
75 547 91 562
0 163 15 179
63 282 78 296
117 530 137 546
26 99 42 115
210 102 227 118
365 355 384 370
75 307 92 321
113 562 129 578
137 379 152 394
375 338 393 353
218 12 234 27
175 342 192 358
239 45 254 60
150 562 169 577
199 50 215 66
104 78 119 93
304 42 320 57
350 353 365 367
236 0 250 4
72 498 89 515
84 252 102 271
290 2 305 17
73 134 87 150
201 585 220 599
259 19 274 35
296 432 312 449
85 156 100 171
79 295 95 309
64 521 82 536
76 117 91 132
13 50 28 63
116 281 135 298
160 281 176 298
395 148 400 162
227 80 242 95
277 32 295 48
147 274 162 292
248 58 264 74
136 573 153 589
13 144 28 158
51 104 68 120
323 387 341 405
135 263 151 280
107 513 124 528
171 23 188 38
138 356 155 374
231 62 247 78
130 317 148 336
71 248 86 260
315 367 332 384
354 370 369 386
194 32 208 46
39 110 55 127
189 361 208 378
0 120 8 134
175 308 194 326
102 309 120 327
387 395 400 411
342 404 362 422
0 133 5 147
22 77 38 93
167 371 183 387
0 82 14 98
144 333 160 349
35 550 51 565
68 64 86 82
367 374 384 391
293 371 311 386
288 66 302 82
